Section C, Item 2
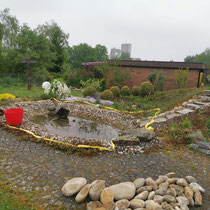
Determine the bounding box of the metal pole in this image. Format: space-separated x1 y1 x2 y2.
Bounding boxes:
27 56 32 90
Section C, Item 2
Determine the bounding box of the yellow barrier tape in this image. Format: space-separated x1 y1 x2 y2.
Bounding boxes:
6 97 160 152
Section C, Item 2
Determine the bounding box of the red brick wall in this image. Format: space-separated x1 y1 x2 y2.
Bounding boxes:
119 67 199 90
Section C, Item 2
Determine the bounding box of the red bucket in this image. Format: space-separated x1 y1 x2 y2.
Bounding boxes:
4 108 24 126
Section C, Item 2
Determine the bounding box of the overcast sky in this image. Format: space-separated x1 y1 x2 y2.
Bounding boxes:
1 0 210 61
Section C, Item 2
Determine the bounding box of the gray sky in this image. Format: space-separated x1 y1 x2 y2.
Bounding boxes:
1 0 210 61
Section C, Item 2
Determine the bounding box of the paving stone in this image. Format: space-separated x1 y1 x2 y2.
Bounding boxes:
184 104 200 110
165 113 180 120
175 109 194 115
198 141 210 150
154 118 167 123
198 148 210 155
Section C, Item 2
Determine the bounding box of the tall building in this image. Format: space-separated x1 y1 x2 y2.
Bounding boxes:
110 48 121 59
121 43 132 56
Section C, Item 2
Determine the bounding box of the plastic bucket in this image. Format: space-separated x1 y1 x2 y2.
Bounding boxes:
4 108 24 126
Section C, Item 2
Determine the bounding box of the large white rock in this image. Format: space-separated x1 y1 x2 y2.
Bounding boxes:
189 182 205 193
75 184 91 203
61 177 87 197
89 180 105 201
130 199 145 209
109 182 136 200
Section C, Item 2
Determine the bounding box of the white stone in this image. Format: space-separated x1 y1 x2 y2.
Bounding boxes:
176 178 188 187
185 176 197 183
176 196 189 206
189 182 205 193
145 200 162 210
89 180 105 201
130 199 145 209
61 177 87 197
133 178 145 189
134 191 148 200
148 191 155 200
75 184 91 203
153 195 164 204
109 182 136 200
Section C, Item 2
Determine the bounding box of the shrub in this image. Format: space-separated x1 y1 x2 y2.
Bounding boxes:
156 72 165 91
182 118 192 129
100 90 114 101
110 86 120 97
80 78 102 91
139 81 154 97
175 67 189 88
148 70 157 85
120 86 130 96
83 87 97 97
131 86 140 96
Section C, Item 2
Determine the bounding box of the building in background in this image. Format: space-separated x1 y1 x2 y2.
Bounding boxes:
110 48 121 59
109 43 132 59
121 43 132 57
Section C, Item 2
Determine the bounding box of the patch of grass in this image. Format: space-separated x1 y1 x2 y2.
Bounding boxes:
113 88 203 116
71 90 83 97
0 85 43 100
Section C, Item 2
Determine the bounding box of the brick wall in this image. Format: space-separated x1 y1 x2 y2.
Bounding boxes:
119 67 199 90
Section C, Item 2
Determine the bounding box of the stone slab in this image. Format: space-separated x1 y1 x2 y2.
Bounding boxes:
202 90 210 96
154 118 167 123
185 104 200 110
193 101 209 106
198 141 210 150
190 144 198 150
198 148 210 155
166 113 180 120
175 109 194 115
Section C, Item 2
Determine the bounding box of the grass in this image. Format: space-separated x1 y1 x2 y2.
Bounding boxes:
0 85 83 100
112 88 203 116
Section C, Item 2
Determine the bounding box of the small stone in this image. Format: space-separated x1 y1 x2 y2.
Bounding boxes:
198 141 210 150
180 205 189 210
164 204 174 210
145 177 157 190
133 178 145 189
115 199 130 209
170 184 184 192
164 195 176 203
86 201 103 210
167 178 179 184
75 184 91 203
61 177 87 197
176 178 188 187
170 203 180 208
130 199 145 209
148 191 155 200
101 201 115 210
89 180 106 201
194 191 202 206
184 186 193 199
136 185 153 194
153 195 164 204
100 188 114 204
159 181 169 190
109 182 136 200
167 187 177 197
161 201 168 209
176 196 189 206
145 200 162 210
155 187 167 195
175 207 181 210
135 191 148 200
185 176 197 184
189 182 205 193
156 175 168 185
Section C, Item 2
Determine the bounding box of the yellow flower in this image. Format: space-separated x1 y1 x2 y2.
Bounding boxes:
0 93 16 101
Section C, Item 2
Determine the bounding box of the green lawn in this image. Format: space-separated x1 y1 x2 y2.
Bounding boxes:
0 85 83 100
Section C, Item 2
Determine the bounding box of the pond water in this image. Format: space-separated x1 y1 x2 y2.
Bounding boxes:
31 113 119 141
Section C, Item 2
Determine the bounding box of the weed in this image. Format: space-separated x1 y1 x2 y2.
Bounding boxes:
182 118 192 129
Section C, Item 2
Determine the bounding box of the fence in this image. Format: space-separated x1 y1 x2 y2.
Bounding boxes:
0 73 47 87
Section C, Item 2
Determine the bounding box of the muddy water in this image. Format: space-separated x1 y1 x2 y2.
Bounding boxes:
31 113 119 140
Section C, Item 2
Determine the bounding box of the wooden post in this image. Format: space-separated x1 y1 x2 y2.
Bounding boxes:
27 56 32 90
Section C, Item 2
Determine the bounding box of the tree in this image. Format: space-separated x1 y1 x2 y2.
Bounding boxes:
67 43 108 69
120 52 132 60
184 48 210 69
37 21 69 73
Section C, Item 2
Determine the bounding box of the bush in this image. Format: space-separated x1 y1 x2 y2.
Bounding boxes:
131 86 140 96
120 86 130 96
80 78 102 91
100 90 114 101
156 72 165 91
83 87 97 97
175 68 189 88
148 70 157 85
110 86 120 97
139 81 154 97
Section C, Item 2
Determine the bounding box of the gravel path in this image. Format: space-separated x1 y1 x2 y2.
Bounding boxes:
0 128 209 209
